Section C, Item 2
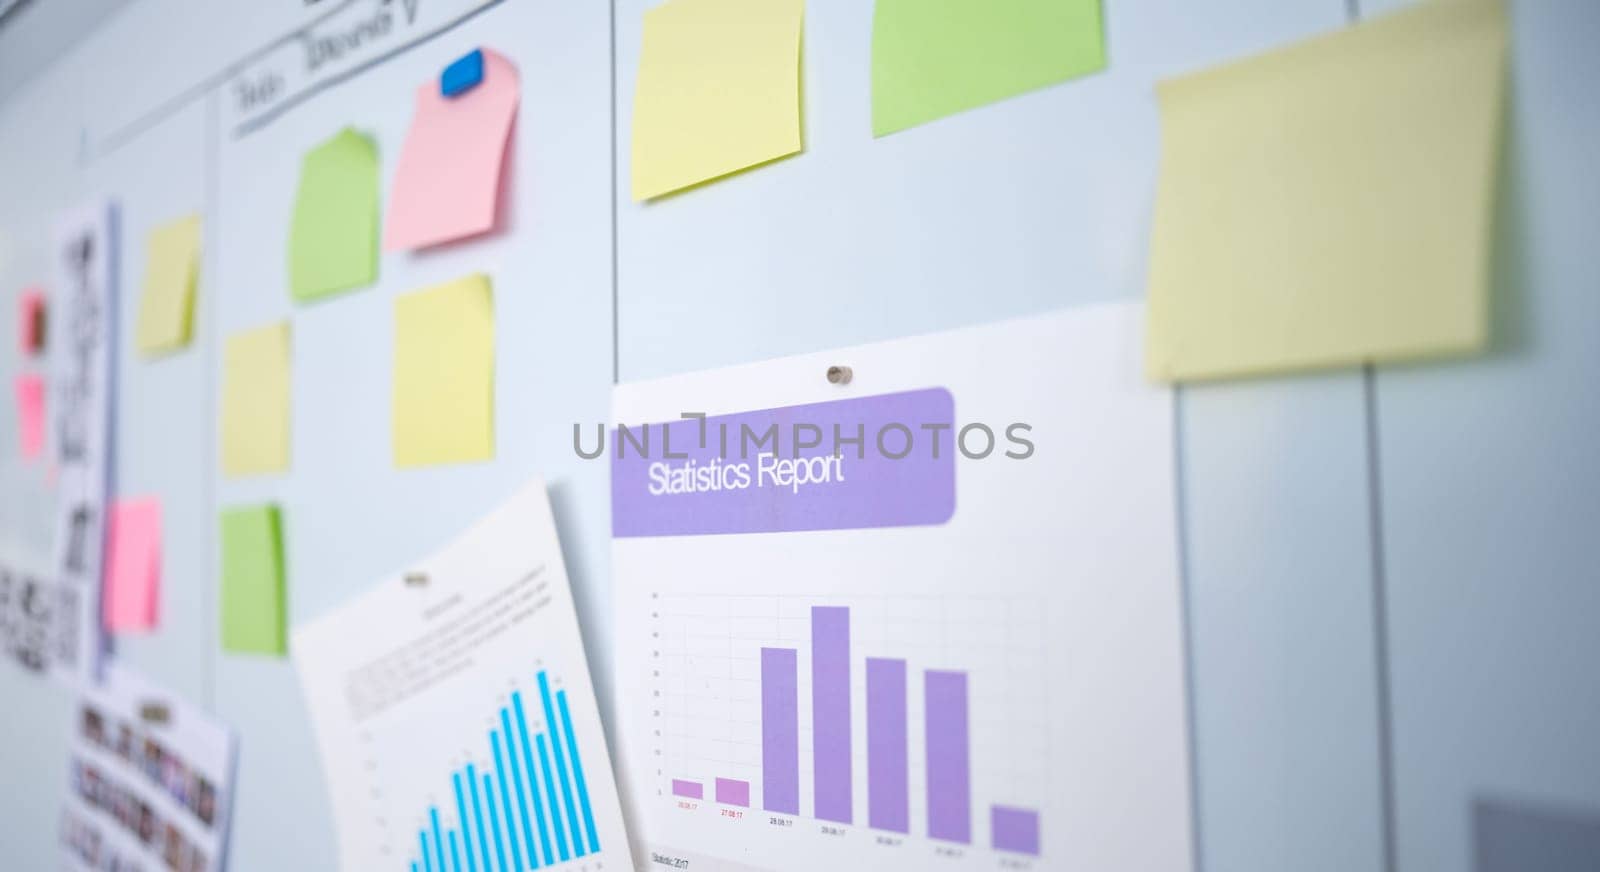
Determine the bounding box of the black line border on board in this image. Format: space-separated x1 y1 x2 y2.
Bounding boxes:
231 0 508 138
84 0 507 160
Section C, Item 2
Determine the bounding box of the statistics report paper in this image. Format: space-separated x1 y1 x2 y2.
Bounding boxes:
295 480 632 872
612 303 1195 871
61 663 238 872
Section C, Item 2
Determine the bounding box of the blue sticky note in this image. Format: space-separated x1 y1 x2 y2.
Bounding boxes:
441 49 484 97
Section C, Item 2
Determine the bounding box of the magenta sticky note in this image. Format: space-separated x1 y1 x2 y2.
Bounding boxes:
14 374 45 460
385 47 519 251
104 498 162 632
18 287 45 354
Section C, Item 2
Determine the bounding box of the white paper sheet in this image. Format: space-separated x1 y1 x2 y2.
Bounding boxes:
0 554 59 673
47 200 119 686
60 663 238 871
611 303 1195 871
294 479 633 872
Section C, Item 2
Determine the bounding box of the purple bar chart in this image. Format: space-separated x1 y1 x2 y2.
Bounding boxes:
991 806 1041 856
760 647 799 814
714 778 750 807
866 657 909 833
811 607 853 824
926 670 972 843
671 779 703 800
665 604 1043 858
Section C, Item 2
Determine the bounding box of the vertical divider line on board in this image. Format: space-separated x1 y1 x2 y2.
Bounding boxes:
1347 3 1398 871
1171 386 1206 872
608 0 621 386
1362 363 1399 872
202 86 221 711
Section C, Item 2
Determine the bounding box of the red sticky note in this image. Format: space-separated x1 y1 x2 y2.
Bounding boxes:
104 498 162 632
18 287 45 354
14 374 45 459
385 48 519 251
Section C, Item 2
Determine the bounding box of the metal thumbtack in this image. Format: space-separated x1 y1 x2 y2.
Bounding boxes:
138 701 171 725
826 365 853 385
405 572 430 588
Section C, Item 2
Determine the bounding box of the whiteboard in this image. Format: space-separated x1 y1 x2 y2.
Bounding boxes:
1 0 1597 870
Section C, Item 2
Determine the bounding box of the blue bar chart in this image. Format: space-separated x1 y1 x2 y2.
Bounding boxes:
407 670 601 871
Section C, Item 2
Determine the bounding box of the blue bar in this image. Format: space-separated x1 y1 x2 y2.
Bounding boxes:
501 708 540 868
421 831 433 872
413 864 420 872
431 807 446 872
513 692 554 865
536 733 570 860
539 672 585 856
491 732 525 872
468 764 492 872
483 774 509 872
449 830 462 872
557 690 601 852
453 773 478 872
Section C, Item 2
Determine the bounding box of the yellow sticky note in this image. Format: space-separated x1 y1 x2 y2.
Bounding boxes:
632 0 804 200
393 274 494 467
1146 0 1507 382
136 215 201 355
222 322 291 476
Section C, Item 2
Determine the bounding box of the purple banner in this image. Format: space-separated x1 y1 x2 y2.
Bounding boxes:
611 388 956 537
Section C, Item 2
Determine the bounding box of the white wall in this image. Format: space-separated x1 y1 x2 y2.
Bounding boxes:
0 0 136 106
1 1 1596 870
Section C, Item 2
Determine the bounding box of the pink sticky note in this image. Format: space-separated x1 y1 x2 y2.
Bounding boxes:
385 47 519 251
18 287 45 354
14 374 45 459
104 498 162 632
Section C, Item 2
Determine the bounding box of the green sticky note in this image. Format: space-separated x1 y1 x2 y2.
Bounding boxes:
872 0 1106 136
220 504 286 656
289 127 379 301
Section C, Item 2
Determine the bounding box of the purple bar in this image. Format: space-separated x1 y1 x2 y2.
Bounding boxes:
714 778 750 807
612 389 956 537
866 658 908 833
812 607 852 823
670 779 702 800
991 805 1041 856
925 670 970 843
760 648 799 814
